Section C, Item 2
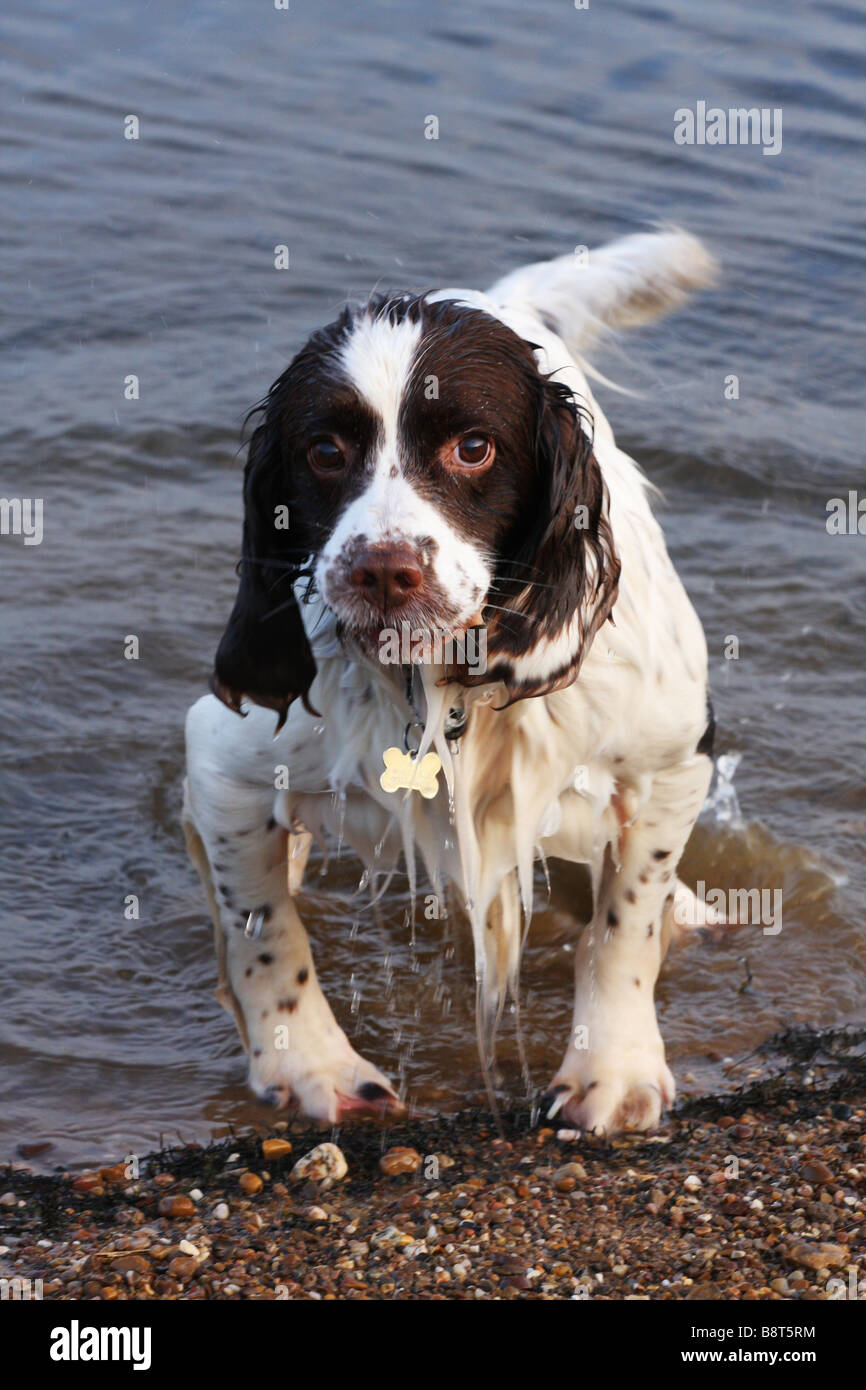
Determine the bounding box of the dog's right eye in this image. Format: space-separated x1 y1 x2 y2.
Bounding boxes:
308 437 346 474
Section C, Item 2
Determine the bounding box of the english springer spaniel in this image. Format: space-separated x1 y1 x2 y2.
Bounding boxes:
183 229 720 1135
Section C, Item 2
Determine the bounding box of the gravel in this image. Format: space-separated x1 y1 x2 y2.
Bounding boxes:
1 1028 863 1301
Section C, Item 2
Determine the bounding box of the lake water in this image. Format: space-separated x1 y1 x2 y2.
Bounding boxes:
1 0 864 1166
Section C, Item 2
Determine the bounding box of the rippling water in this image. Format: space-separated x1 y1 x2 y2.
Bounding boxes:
1 0 864 1166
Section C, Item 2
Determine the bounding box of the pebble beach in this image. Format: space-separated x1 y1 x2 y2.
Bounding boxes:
1 1028 864 1302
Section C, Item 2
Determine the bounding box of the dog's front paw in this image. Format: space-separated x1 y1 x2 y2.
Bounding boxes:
248 1026 403 1125
544 1032 675 1136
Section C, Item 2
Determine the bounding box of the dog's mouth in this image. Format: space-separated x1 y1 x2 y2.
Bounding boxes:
333 605 490 682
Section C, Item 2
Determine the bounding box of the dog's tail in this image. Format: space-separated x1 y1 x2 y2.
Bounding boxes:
487 227 717 356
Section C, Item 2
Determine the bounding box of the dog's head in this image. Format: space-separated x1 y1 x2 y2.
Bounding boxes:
212 293 619 725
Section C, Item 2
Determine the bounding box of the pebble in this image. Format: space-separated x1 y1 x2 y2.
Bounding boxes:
290 1142 348 1189
72 1175 101 1193
800 1159 833 1185
553 1163 587 1192
786 1241 847 1271
158 1195 195 1219
213 1203 229 1220
371 1225 413 1250
380 1147 422 1176
112 1253 150 1275
189 1189 203 1202
683 1175 702 1193
99 1164 128 1184
239 1172 263 1195
0 1192 17 1207
262 1138 293 1161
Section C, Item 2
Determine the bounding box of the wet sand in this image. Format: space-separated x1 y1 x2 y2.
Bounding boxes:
1 1027 863 1301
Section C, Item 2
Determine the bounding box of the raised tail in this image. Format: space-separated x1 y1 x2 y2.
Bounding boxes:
487 227 717 356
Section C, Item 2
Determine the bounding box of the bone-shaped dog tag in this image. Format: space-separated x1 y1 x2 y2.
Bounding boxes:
380 746 441 799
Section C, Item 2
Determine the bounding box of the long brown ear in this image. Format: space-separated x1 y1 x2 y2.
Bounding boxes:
212 416 317 729
467 378 620 704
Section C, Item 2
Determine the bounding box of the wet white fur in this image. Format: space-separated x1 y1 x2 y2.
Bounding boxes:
184 229 719 1132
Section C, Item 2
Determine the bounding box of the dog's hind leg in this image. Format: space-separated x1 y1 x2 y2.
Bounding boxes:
183 694 402 1123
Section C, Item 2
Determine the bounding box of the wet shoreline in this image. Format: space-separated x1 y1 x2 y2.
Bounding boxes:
2 1027 863 1301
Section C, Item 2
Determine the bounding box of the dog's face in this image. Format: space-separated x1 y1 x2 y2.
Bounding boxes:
212 294 619 726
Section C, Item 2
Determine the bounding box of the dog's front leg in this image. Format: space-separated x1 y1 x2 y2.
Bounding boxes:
184 695 402 1122
546 754 713 1134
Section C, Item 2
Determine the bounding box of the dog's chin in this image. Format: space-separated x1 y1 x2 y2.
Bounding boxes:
332 604 474 660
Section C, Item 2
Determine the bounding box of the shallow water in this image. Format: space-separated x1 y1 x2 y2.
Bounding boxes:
1 0 864 1167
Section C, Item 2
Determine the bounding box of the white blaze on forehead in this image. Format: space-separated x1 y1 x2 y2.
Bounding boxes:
318 305 491 623
339 310 423 452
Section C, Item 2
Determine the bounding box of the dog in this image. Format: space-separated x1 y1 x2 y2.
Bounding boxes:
183 228 721 1134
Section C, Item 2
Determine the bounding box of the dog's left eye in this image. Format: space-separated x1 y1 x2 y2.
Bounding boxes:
308 437 346 474
451 434 494 470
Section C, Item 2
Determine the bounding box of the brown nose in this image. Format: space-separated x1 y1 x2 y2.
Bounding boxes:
349 545 423 611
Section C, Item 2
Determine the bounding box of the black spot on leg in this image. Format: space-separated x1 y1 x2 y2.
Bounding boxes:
261 1010 269 1019
266 816 277 831
260 905 273 923
634 977 641 988
652 849 671 861
253 1048 262 1057
245 966 253 977
278 997 298 1013
647 923 654 937
258 952 274 965
625 889 636 904
297 968 309 985
607 909 619 928
664 892 675 910
639 871 649 884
